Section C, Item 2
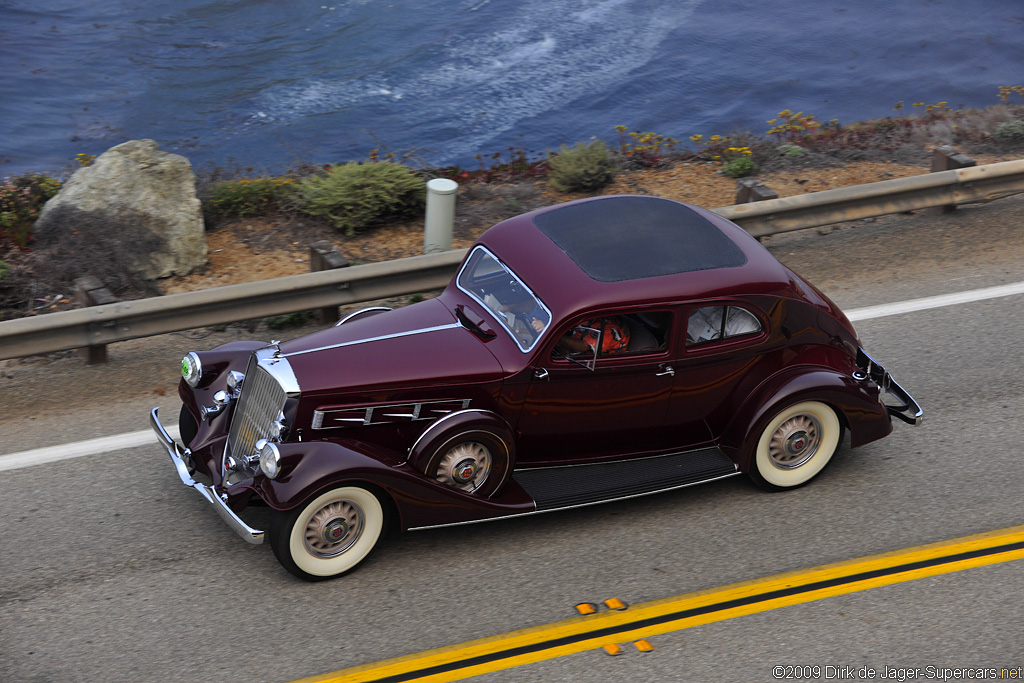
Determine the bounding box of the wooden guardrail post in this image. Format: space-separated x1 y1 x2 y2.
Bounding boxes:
309 240 350 323
926 145 976 215
74 275 118 365
736 178 779 204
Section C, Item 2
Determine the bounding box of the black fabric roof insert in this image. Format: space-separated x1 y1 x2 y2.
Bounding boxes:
532 196 747 282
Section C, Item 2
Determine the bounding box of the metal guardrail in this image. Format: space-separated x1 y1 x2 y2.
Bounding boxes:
1 159 1023 362
0 250 466 361
717 159 1024 237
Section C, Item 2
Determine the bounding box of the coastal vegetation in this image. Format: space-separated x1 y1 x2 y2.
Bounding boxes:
294 161 425 236
206 176 297 219
2 90 1023 320
189 94 1023 227
0 173 60 249
546 140 615 193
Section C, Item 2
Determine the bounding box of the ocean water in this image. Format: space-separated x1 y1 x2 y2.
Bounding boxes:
1 0 1022 177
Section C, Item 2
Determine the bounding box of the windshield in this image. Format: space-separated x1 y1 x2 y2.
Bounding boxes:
456 246 551 352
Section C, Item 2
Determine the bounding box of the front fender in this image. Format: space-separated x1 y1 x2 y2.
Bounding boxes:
250 440 534 530
178 340 268 421
721 367 891 472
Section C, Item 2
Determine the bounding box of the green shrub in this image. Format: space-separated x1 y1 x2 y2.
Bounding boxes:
547 141 615 193
778 144 808 159
0 260 9 282
0 173 61 249
207 177 297 218
992 119 1024 145
295 162 425 235
723 155 756 178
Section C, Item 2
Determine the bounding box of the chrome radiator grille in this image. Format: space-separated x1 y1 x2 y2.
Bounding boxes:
227 354 287 462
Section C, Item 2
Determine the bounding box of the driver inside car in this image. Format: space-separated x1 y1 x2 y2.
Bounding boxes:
499 288 550 340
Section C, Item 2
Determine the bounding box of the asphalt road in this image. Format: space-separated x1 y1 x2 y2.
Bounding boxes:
2 196 1023 683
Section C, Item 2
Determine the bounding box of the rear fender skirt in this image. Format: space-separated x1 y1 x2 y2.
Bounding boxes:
721 368 891 472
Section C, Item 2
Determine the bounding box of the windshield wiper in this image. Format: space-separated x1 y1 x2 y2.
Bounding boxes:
455 307 496 340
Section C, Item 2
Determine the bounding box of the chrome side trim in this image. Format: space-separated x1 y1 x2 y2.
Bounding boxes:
406 471 743 531
407 408 499 458
283 323 462 358
334 306 393 327
312 399 471 430
150 407 264 545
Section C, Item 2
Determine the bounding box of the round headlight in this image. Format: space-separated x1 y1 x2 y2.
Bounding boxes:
226 371 245 392
181 352 202 388
258 440 281 480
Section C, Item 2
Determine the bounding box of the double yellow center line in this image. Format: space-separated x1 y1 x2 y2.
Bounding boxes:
297 525 1024 683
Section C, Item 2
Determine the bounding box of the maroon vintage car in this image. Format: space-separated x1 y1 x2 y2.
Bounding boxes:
151 195 921 580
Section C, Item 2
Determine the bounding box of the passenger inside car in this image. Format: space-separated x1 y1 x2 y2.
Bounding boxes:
556 312 670 357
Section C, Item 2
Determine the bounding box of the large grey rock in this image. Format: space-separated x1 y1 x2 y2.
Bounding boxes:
35 139 206 279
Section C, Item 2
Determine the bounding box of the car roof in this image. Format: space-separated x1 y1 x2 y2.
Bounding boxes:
532 195 748 282
475 195 796 320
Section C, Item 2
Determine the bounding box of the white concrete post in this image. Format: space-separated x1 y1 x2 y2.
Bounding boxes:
424 178 458 254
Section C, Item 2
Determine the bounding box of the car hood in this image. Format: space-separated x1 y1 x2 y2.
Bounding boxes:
277 300 505 396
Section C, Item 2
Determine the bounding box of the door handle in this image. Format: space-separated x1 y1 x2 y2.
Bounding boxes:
534 368 550 381
656 365 675 377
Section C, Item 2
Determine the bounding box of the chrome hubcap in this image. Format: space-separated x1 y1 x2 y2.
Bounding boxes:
769 414 821 469
436 442 492 492
452 458 478 484
304 500 364 558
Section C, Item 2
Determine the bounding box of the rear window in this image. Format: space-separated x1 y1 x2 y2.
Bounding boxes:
686 305 762 347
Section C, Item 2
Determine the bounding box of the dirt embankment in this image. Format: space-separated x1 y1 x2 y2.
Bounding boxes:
161 151 1019 295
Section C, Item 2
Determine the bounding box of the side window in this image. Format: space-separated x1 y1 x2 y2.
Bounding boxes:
686 306 724 346
686 305 762 347
724 306 761 337
555 312 672 359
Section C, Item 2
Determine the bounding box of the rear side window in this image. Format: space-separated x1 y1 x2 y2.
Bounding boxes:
686 305 763 347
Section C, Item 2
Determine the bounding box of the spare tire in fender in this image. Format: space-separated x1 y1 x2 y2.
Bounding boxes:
407 409 515 498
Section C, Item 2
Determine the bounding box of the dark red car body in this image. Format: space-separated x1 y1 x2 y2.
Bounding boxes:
152 195 921 580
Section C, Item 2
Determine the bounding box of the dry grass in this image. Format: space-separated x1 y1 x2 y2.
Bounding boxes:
159 148 1022 296
9 146 1022 312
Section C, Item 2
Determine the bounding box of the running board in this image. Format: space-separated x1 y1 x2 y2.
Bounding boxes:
512 447 739 512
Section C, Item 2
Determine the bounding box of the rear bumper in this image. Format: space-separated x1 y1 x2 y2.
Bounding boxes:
856 348 924 426
150 407 265 544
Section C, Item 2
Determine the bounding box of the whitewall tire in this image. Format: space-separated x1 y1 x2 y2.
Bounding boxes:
270 486 385 581
749 401 842 491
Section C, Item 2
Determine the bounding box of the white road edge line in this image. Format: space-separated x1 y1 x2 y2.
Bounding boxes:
3 280 1024 472
0 426 179 472
845 281 1024 321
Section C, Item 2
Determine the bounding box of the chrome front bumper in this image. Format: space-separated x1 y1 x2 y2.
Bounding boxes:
150 407 265 544
855 348 924 426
